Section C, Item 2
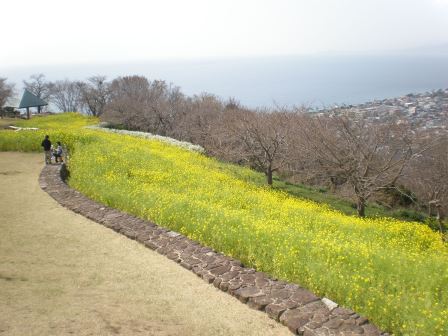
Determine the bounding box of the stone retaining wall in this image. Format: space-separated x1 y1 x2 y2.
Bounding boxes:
39 164 388 336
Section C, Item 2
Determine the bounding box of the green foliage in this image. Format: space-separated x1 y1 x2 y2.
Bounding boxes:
425 217 447 233
381 185 417 207
272 179 423 221
103 122 126 130
391 209 426 223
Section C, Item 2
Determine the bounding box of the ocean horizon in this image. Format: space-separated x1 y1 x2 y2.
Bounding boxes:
3 53 448 109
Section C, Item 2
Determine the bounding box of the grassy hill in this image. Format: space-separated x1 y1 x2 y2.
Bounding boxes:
1 113 447 335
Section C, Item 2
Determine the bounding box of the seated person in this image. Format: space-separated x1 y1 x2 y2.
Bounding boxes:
53 142 64 163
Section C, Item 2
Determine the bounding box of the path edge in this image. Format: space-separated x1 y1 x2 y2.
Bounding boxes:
39 163 388 336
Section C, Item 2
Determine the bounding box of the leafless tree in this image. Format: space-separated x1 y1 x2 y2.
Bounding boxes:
98 73 448 224
230 109 294 185
178 93 225 144
49 79 84 112
224 97 241 110
104 76 188 135
144 80 184 136
103 75 151 129
197 101 248 162
0 78 15 111
79 76 111 117
405 136 448 231
299 115 419 216
23 74 51 112
103 80 301 186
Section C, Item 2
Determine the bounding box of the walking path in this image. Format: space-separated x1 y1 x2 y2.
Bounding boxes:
0 152 290 336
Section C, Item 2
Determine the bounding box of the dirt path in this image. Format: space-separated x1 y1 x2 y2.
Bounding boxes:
0 152 290 336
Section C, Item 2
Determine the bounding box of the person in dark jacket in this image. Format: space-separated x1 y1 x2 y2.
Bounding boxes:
41 135 52 164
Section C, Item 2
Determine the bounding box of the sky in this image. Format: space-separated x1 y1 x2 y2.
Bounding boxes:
2 0 448 68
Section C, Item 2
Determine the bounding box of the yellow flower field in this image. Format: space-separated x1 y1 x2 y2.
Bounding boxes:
1 113 447 335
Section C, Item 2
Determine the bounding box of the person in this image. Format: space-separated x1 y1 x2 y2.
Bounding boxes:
54 141 63 163
41 135 52 164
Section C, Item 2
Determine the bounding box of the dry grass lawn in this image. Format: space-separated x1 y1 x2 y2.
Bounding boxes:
0 152 290 336
0 118 17 129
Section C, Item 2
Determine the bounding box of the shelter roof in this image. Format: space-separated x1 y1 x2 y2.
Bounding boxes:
18 89 48 108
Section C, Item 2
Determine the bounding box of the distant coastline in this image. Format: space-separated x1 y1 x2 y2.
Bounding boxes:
3 53 448 109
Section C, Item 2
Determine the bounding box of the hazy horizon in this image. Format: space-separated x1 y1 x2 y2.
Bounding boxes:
3 0 448 66
3 0 448 108
3 52 448 109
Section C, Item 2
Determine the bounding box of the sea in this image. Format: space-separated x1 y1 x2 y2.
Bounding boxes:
3 53 448 109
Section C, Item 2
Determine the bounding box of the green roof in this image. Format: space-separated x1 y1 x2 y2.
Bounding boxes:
18 89 48 108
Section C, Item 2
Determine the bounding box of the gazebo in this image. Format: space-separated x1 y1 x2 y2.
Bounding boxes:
18 89 48 119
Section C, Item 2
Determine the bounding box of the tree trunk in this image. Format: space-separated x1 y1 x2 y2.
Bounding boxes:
266 168 273 186
357 197 366 217
436 205 444 233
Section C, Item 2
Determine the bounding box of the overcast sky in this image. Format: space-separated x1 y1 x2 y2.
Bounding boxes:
2 0 448 68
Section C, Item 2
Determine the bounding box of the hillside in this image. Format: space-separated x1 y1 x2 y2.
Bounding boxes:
0 113 447 335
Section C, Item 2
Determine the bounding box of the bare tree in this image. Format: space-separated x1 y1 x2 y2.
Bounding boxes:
299 115 418 216
0 78 15 112
103 79 298 187
405 136 448 231
231 109 293 185
103 75 151 129
79 76 111 117
178 93 225 144
144 80 183 136
224 97 241 110
196 100 248 162
49 79 84 112
23 74 51 112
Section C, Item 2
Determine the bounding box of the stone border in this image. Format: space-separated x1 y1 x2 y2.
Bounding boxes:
39 164 388 336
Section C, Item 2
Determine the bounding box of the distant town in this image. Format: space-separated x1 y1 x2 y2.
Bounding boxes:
321 88 448 133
